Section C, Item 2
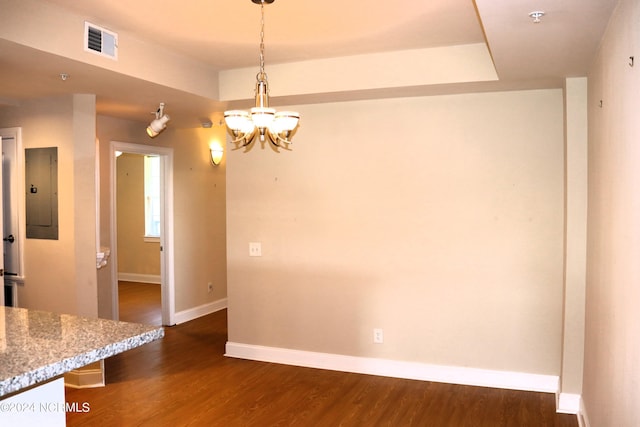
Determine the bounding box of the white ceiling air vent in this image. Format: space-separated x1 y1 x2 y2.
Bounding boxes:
84 21 118 60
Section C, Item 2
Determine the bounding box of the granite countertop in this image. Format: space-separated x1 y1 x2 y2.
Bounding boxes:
0 306 164 397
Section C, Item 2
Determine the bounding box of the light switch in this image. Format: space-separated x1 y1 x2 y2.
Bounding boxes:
249 242 262 257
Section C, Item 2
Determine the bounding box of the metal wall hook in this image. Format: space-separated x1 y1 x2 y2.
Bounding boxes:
630 56 635 67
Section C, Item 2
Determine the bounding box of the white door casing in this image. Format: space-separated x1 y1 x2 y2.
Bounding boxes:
109 141 175 325
0 127 25 307
0 136 4 307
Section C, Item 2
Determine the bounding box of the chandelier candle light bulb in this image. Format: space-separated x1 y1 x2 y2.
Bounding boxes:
224 0 300 149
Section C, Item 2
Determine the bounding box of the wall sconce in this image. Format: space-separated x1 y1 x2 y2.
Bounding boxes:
210 142 223 166
146 102 170 138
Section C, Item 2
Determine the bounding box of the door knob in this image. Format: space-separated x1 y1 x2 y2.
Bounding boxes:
3 234 15 243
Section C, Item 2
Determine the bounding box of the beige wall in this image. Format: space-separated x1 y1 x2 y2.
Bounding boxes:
115 153 161 278
584 0 640 425
96 115 227 319
0 95 98 316
170 127 227 312
227 89 565 374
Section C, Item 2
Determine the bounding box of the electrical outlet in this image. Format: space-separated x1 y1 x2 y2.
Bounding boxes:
207 282 213 293
249 242 262 257
373 328 384 344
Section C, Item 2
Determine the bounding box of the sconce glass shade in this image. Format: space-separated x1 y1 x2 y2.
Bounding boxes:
210 143 224 166
146 114 170 137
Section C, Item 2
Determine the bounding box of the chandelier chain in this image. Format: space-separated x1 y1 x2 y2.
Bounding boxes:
258 1 266 81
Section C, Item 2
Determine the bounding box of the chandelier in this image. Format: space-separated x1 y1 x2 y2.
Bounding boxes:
224 0 300 150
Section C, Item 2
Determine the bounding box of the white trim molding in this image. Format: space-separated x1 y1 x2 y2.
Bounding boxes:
174 298 228 325
557 393 581 414
225 342 559 393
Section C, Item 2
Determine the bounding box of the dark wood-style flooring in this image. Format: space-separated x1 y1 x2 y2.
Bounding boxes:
117 281 162 326
65 282 578 426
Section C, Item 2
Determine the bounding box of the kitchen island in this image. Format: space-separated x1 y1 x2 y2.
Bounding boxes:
0 306 164 426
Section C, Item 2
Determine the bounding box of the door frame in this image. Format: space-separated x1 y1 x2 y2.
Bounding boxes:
0 127 24 307
109 141 175 325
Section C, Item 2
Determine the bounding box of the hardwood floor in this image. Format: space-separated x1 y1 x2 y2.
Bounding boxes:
117 281 162 325
65 288 578 426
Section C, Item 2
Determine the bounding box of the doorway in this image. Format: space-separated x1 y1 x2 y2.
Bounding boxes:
0 127 24 307
110 141 175 326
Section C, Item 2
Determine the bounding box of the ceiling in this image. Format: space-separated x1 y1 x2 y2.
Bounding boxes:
0 0 619 129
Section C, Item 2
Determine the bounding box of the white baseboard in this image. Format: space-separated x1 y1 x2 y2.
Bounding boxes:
174 298 227 325
225 342 559 393
118 272 161 284
557 392 581 414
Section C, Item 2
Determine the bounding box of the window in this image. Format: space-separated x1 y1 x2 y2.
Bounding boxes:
144 155 161 238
